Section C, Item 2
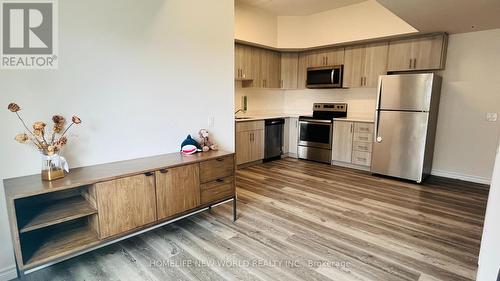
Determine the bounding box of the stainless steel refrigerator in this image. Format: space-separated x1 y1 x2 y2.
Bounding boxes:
371 73 442 183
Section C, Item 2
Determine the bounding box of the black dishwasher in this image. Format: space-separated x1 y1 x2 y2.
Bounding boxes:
264 118 285 162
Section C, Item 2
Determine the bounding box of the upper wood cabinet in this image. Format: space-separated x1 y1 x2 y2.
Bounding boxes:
258 48 281 88
280 52 299 89
297 53 308 89
387 34 447 72
235 44 281 89
306 48 345 67
236 33 447 90
344 43 388 88
155 164 200 220
95 173 157 239
235 44 253 80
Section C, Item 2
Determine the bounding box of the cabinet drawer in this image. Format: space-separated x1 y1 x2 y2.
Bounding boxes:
354 123 373 133
236 121 264 132
352 151 372 166
200 177 235 204
200 156 234 183
353 132 373 142
353 141 372 152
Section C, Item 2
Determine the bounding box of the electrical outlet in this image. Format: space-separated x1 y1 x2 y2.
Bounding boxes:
486 112 498 122
208 116 215 128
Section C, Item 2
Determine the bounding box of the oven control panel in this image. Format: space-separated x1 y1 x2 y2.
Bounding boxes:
313 103 347 112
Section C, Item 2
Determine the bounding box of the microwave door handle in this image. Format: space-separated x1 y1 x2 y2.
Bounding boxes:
331 69 335 84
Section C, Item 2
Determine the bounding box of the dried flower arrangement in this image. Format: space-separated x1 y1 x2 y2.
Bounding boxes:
7 102 82 180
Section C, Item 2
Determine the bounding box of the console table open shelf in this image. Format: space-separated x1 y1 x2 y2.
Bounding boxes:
4 151 236 276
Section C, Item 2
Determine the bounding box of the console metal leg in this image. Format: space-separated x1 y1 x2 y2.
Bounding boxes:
233 196 237 222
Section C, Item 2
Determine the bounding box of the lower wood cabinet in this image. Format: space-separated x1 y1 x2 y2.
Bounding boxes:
155 164 200 220
95 173 157 239
332 121 374 169
236 121 265 165
332 121 354 163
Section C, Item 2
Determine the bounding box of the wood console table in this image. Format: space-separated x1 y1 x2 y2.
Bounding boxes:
3 151 236 276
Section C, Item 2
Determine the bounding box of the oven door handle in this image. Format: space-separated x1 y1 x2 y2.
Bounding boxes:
299 120 332 124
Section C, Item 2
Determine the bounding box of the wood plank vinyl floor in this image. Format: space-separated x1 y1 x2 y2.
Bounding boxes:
19 158 489 281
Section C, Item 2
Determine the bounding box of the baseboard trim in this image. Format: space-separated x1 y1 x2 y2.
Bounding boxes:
431 169 491 185
0 265 17 281
332 161 371 172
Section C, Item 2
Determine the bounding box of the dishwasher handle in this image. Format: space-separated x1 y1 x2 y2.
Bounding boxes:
265 118 285 126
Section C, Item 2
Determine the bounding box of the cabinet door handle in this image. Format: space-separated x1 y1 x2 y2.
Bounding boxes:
350 123 353 133
144 172 154 177
216 157 224 162
409 59 412 69
413 58 417 69
159 169 168 174
216 178 224 183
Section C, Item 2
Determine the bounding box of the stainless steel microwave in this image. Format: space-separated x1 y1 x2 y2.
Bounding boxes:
306 65 343 88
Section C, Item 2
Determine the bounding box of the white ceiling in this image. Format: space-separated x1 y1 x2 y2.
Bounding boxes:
237 0 500 34
235 0 367 16
376 0 500 34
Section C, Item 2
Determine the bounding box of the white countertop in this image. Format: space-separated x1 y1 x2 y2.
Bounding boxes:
235 114 299 122
333 117 374 123
235 114 374 123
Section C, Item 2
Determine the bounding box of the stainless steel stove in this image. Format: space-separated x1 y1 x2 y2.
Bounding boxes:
298 103 347 163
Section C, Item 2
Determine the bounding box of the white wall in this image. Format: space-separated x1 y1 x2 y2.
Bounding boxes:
235 0 416 49
235 87 377 119
0 0 234 279
277 0 416 48
477 141 500 281
235 3 277 47
433 29 500 183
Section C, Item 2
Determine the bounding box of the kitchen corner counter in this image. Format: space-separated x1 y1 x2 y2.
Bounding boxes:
333 117 374 123
235 114 299 122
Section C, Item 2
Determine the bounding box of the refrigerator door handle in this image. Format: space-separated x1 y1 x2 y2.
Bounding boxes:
374 78 383 142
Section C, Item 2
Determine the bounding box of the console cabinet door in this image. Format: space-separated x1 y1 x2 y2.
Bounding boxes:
95 174 157 239
155 164 200 220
